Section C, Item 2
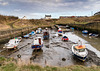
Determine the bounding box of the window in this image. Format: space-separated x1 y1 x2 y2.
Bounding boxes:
79 49 85 52
74 46 77 51
63 36 67 38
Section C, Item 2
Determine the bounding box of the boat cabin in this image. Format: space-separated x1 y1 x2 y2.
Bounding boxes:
34 37 42 45
62 35 68 41
73 45 86 52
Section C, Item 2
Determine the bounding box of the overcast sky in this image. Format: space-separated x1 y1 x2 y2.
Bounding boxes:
0 0 100 19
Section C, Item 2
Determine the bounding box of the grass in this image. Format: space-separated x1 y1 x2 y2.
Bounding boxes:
0 62 100 71
56 18 76 24
0 63 17 71
0 57 6 62
0 57 100 71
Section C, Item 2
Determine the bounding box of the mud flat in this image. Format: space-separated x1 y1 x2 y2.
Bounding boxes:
0 29 100 67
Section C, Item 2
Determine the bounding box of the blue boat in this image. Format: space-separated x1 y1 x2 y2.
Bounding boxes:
23 34 29 38
31 37 43 50
29 31 35 35
82 30 88 34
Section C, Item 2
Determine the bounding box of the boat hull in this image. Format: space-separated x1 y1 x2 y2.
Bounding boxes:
62 38 68 41
72 52 87 61
82 30 88 34
58 33 62 36
4 46 17 49
31 44 43 50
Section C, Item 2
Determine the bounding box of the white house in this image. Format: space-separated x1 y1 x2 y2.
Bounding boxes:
45 15 51 19
22 16 26 19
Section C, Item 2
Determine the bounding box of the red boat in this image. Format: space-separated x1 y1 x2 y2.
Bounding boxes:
62 35 69 41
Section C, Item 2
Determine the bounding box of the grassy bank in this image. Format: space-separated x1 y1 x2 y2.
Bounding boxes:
0 24 52 44
0 62 100 71
0 57 100 71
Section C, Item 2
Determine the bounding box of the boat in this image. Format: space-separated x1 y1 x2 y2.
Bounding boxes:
29 31 35 36
89 33 99 37
43 30 49 40
31 37 43 50
82 30 88 34
71 27 74 32
36 28 42 34
72 40 88 61
62 35 68 41
38 28 42 32
58 28 63 36
36 29 41 34
16 37 22 42
66 25 70 32
3 38 19 49
23 34 29 38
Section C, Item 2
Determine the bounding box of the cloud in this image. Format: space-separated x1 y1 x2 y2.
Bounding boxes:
14 9 21 12
0 0 100 19
0 0 8 6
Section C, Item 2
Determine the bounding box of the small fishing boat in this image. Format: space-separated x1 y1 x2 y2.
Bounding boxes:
71 27 74 32
23 34 29 38
58 28 63 36
43 31 49 40
72 40 88 61
38 28 42 32
29 31 35 36
3 38 19 49
82 30 88 34
16 37 22 42
66 25 70 32
89 33 99 37
36 28 42 34
62 35 68 41
31 37 43 50
36 29 41 34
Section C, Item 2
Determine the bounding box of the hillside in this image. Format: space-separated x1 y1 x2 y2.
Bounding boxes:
0 15 18 30
0 14 100 31
56 15 100 24
0 15 50 31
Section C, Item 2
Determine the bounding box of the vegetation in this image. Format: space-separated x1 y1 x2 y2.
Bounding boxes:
0 62 100 71
0 14 100 71
56 18 76 24
0 14 51 31
0 57 100 71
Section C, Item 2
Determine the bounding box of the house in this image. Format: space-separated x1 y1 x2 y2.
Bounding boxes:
94 11 100 15
45 15 51 19
22 16 26 19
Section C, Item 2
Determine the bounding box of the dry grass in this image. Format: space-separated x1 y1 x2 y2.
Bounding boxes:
56 18 76 24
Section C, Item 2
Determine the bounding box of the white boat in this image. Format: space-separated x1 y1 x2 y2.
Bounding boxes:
72 40 88 61
38 28 42 32
58 28 63 36
3 38 20 49
66 25 70 32
36 29 41 34
31 37 43 50
16 37 22 42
